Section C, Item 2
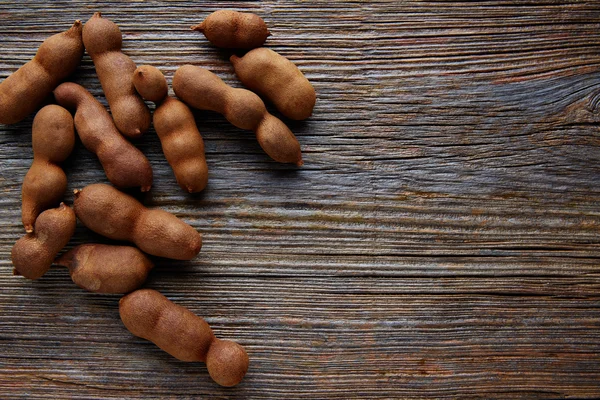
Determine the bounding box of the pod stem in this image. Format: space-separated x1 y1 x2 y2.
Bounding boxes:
190 23 205 32
66 19 83 37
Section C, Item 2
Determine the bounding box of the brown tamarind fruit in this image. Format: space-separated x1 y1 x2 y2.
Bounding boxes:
192 10 270 49
120 289 249 386
11 203 76 279
231 48 316 120
55 244 153 294
0 21 84 125
21 105 75 232
173 64 302 166
82 12 150 138
73 184 201 260
133 65 209 193
54 82 153 191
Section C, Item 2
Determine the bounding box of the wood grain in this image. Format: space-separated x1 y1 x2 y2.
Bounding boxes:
1 0 600 398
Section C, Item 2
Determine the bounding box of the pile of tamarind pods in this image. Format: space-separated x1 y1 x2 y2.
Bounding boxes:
1 10 316 387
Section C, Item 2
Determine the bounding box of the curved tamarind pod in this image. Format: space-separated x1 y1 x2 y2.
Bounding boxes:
12 203 76 280
21 105 75 232
83 12 150 138
173 65 302 166
231 48 316 120
54 82 153 191
0 21 84 125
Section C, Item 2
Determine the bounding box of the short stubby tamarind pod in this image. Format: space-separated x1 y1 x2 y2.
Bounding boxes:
21 105 75 232
192 10 270 49
82 12 150 138
11 203 76 280
54 82 153 191
132 65 168 103
173 65 302 166
73 184 202 260
55 244 154 294
0 20 84 125
231 48 316 120
120 289 249 387
133 65 209 193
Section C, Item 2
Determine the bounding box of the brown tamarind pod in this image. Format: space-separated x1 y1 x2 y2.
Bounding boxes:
173 64 302 166
73 184 202 260
12 203 76 280
55 244 154 294
231 48 316 120
133 65 208 193
54 82 153 191
21 105 75 232
83 12 150 138
120 289 249 386
192 10 270 49
0 21 84 125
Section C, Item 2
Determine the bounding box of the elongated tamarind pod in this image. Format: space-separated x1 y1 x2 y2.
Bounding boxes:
173 65 302 166
0 21 84 125
73 184 202 260
120 289 249 386
54 82 153 191
83 12 150 138
21 105 75 232
133 65 208 193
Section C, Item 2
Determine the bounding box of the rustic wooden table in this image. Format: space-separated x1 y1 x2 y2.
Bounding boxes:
1 1 599 398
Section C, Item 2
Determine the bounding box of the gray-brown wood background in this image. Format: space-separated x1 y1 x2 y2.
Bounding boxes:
1 1 599 398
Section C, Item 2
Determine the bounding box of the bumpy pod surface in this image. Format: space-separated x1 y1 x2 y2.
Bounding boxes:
22 105 75 232
54 82 153 191
120 289 249 386
0 21 84 125
133 66 208 193
231 48 316 120
83 12 150 138
11 203 76 279
73 184 202 260
173 65 302 166
55 244 153 294
192 10 270 49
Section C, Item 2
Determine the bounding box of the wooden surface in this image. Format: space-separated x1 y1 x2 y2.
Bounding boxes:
1 1 600 398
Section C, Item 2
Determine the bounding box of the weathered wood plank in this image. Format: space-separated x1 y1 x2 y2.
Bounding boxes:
1 0 600 398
